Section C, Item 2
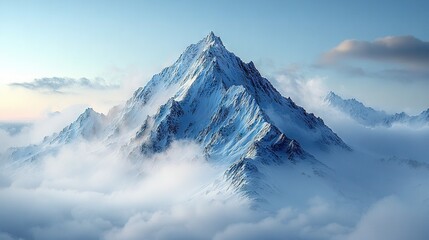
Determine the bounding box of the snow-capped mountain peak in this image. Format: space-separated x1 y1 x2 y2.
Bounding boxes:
48 107 107 144
325 91 372 113
325 91 401 127
127 33 348 151
204 31 224 48
416 108 429 121
7 33 350 203
325 91 339 102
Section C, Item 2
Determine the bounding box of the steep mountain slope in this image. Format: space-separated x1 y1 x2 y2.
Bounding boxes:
325 91 429 127
125 32 349 155
414 109 429 123
6 33 349 203
117 32 348 200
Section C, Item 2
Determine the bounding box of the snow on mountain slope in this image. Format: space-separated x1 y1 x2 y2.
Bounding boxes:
6 108 107 166
325 91 429 127
126 32 349 154
413 109 429 123
6 33 350 203
121 32 348 201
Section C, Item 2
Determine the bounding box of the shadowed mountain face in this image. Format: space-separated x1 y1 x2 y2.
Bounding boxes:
7 33 349 203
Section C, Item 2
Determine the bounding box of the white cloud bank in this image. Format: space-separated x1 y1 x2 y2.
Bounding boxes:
1 136 428 240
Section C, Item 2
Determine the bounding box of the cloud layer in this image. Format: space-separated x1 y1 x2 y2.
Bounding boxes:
9 77 120 93
1 117 429 240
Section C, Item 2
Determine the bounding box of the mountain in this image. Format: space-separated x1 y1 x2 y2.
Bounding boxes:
6 32 350 203
414 109 429 123
126 32 348 154
7 108 107 166
325 91 429 127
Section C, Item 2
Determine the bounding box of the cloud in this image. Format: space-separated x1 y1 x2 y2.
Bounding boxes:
1 127 429 239
105 195 429 240
318 36 429 81
212 197 353 240
345 196 429 240
0 123 29 136
0 140 220 239
268 65 330 115
321 36 429 68
9 77 120 93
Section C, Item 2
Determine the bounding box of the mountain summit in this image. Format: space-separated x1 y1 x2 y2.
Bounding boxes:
125 32 349 152
205 31 224 46
8 33 349 203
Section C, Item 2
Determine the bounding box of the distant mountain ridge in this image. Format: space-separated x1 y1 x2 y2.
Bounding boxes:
325 91 429 127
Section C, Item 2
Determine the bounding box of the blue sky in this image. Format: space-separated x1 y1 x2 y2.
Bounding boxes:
1 0 428 120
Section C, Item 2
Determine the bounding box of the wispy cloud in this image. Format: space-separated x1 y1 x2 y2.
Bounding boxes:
9 77 120 93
